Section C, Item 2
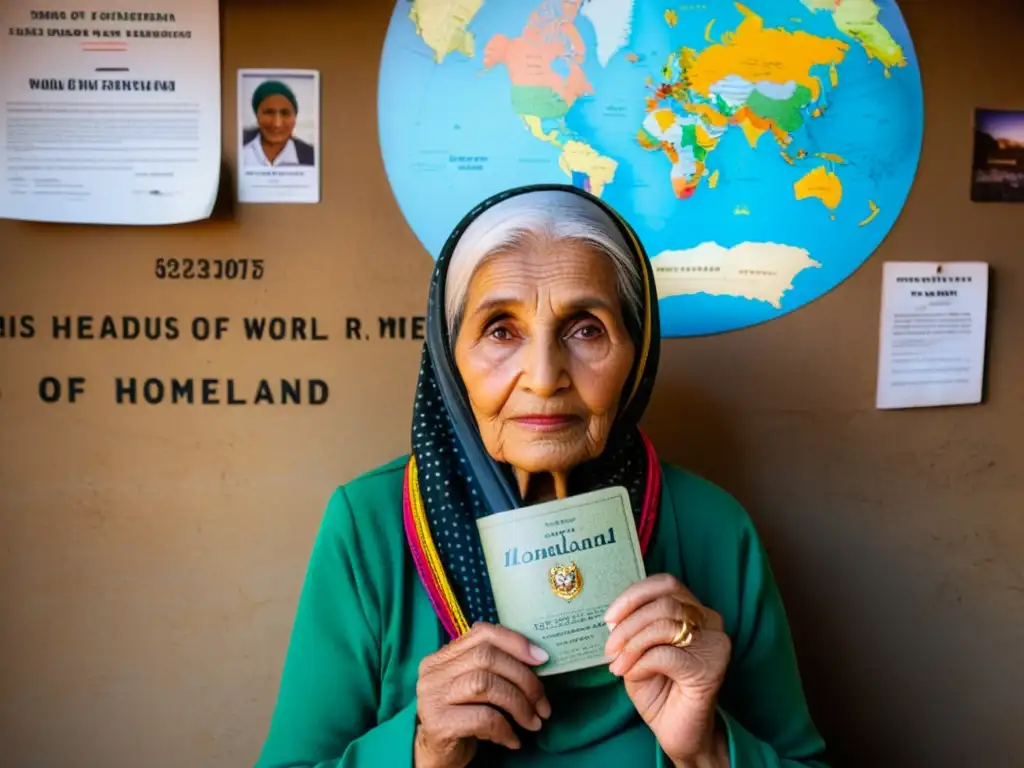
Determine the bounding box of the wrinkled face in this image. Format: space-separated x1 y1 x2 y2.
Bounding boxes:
256 94 295 145
453 240 636 479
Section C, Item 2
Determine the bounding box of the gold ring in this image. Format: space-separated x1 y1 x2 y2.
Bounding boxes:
670 621 696 648
670 605 704 648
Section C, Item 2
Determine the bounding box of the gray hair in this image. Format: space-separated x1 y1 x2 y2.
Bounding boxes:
444 190 643 341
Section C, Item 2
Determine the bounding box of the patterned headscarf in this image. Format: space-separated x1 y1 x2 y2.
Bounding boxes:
403 184 662 639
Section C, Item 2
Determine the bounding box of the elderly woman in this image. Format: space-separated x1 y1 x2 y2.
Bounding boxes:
242 80 315 168
255 185 828 768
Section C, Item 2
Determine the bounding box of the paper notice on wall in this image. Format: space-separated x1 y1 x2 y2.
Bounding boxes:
0 0 221 225
876 262 990 410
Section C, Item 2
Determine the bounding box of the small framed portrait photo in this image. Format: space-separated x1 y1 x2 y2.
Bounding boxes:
238 68 320 204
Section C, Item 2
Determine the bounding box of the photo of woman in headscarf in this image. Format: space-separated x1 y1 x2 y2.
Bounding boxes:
242 79 315 168
254 185 828 767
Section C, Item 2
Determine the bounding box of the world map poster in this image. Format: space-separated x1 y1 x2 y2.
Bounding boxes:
378 0 924 337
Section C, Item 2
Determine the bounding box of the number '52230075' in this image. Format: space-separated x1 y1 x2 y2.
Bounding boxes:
154 258 265 281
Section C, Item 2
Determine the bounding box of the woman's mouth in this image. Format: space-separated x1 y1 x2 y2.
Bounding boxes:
512 414 580 431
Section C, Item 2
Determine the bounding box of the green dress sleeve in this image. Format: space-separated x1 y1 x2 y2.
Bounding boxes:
254 486 417 768
715 515 829 767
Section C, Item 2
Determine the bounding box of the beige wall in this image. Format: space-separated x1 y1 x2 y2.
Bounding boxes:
1 1 1022 766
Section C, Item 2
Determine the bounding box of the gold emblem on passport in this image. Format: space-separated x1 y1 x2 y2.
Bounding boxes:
549 562 583 601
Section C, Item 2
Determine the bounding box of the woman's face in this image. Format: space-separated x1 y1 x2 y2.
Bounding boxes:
454 240 636 484
256 94 295 146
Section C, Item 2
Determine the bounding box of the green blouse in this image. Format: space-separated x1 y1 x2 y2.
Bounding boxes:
254 457 829 767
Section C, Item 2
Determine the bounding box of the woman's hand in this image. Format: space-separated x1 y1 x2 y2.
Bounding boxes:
604 574 732 768
414 622 552 768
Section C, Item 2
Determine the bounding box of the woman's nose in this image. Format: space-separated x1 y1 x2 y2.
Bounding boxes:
520 335 570 397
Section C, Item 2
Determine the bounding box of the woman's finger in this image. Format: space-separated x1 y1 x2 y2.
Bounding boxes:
615 643 678 683
443 641 550 717
604 573 701 626
609 617 686 676
436 703 522 751
624 631 732 684
605 595 691 656
446 669 543 732
424 622 550 673
611 620 732 680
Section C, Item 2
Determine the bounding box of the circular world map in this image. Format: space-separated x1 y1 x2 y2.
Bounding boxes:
378 0 924 336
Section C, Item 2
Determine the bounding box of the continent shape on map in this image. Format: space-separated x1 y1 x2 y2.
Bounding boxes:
795 165 843 211
651 242 822 309
639 4 849 205
409 0 485 63
580 0 636 67
483 1 618 195
800 0 907 72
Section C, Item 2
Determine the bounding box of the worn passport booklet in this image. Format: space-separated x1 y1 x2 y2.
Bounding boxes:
475 486 646 676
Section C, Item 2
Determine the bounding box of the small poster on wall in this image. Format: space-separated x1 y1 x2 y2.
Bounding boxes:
971 109 1024 203
238 69 321 204
0 0 222 225
876 261 990 410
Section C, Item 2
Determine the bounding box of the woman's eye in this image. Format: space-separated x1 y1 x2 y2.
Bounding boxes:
570 323 604 341
487 325 513 341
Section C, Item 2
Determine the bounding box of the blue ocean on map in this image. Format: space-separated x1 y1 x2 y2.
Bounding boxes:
378 0 924 336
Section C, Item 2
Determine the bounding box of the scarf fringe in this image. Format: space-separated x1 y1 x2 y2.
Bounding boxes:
402 460 467 638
